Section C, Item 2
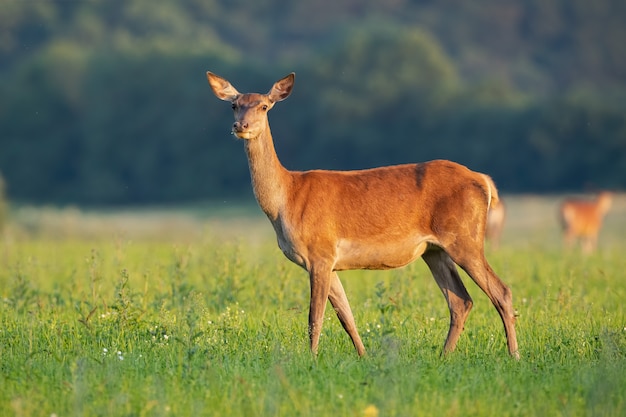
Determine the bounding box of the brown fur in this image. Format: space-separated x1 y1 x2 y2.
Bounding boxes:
207 71 519 358
560 192 612 254
486 199 506 249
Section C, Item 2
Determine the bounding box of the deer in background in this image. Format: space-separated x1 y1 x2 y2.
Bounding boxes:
485 199 506 249
560 191 613 254
206 71 519 359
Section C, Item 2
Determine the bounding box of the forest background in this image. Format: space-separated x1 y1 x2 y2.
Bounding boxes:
1 0 625 206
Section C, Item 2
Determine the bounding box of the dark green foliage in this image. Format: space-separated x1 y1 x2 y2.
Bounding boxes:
0 1 625 204
0 173 7 231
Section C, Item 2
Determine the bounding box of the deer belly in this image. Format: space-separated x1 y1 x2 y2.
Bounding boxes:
335 238 428 270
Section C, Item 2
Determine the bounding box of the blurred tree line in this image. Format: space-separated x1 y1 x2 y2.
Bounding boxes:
0 0 625 205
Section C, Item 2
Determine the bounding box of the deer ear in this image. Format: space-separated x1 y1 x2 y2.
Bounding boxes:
207 71 240 101
268 73 295 103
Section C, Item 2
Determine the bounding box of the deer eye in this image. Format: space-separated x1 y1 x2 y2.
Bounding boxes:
261 104 268 111
231 103 237 110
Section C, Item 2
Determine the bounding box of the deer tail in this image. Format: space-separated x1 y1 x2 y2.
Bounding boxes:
481 174 500 210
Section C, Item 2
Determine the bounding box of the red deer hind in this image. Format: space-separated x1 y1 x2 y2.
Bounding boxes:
206 71 519 359
560 192 613 254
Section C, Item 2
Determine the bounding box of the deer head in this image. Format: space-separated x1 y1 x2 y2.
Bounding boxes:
206 72 295 140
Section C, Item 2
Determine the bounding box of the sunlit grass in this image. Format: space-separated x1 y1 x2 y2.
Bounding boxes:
1 195 625 416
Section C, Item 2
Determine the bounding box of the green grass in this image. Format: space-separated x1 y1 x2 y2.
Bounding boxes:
1 195 625 416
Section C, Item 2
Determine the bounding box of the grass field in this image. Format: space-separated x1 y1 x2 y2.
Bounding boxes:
1 195 625 416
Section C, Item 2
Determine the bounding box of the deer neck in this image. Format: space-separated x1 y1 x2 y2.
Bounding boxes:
243 126 290 221
597 195 612 215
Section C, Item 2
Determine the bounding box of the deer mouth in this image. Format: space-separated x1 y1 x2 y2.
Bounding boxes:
231 129 250 139
232 128 257 140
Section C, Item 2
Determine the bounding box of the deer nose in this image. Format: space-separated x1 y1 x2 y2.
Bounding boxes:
233 121 248 131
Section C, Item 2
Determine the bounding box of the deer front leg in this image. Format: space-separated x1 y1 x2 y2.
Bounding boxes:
328 272 366 356
308 264 332 355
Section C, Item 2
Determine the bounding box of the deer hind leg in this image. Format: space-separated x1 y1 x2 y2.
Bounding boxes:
449 248 520 359
582 233 597 254
422 248 473 355
328 272 366 356
563 228 576 250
